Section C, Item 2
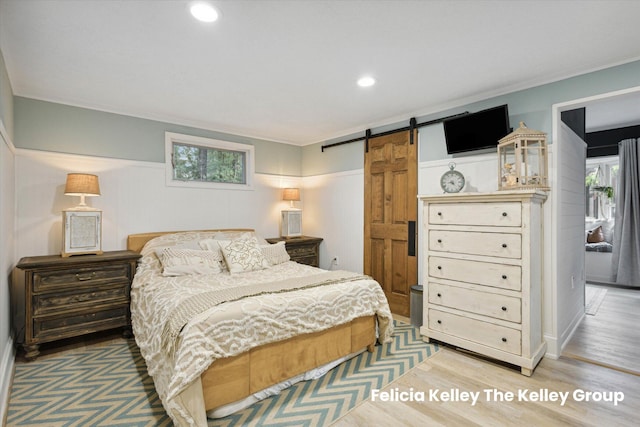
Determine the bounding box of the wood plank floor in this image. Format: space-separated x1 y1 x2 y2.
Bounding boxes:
334 348 639 426
562 285 640 375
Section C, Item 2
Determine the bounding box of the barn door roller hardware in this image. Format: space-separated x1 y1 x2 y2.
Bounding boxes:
321 112 469 152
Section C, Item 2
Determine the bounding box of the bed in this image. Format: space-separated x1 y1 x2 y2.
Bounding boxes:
127 229 394 426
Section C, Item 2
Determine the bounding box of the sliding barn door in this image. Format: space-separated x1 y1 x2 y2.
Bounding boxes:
364 130 418 316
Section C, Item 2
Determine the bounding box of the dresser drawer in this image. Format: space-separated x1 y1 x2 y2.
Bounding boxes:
429 282 521 323
428 308 521 355
33 286 129 315
429 256 521 291
429 230 521 259
33 264 132 293
33 306 129 341
429 202 521 227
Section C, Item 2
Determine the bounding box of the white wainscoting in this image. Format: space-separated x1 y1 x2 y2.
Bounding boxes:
303 170 364 272
554 123 588 356
15 149 302 258
0 122 16 424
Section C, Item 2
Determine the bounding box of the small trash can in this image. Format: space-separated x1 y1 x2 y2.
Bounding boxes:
410 284 423 327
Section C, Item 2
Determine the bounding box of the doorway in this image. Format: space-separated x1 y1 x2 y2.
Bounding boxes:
557 87 640 373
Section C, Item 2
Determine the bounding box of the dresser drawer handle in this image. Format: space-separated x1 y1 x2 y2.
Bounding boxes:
437 293 442 297
437 320 442 324
502 243 507 248
501 274 507 280
437 212 442 216
501 337 507 342
437 239 442 243
437 266 442 270
501 306 507 311
502 212 508 217
76 272 97 281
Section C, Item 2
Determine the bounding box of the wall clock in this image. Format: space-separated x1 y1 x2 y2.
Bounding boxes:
440 162 465 193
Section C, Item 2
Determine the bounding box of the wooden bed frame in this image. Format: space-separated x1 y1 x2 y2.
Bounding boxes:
127 229 377 411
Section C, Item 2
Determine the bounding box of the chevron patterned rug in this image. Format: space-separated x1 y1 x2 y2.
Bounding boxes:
6 322 437 426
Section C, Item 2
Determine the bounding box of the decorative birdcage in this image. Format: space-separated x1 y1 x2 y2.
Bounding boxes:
498 122 549 191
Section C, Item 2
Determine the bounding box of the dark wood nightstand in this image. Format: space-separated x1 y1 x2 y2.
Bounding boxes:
265 236 323 267
11 250 140 360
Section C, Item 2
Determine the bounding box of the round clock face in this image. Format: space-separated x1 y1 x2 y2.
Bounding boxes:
440 169 465 193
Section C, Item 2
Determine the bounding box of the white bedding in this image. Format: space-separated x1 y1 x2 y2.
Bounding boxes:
130 231 394 426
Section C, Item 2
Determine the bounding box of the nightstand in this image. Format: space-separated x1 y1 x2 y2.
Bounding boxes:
265 236 323 267
11 250 140 360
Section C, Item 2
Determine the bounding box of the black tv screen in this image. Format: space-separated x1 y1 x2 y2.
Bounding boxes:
443 104 511 154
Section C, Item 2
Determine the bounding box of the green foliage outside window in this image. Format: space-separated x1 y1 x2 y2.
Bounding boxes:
172 143 246 184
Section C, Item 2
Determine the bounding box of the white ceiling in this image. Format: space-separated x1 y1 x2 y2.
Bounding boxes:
1 0 640 145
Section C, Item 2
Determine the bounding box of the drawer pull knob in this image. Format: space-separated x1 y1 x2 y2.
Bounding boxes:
437 212 442 216
502 337 507 342
437 239 442 243
437 266 442 270
501 306 507 311
502 274 507 280
437 320 442 324
502 243 507 248
437 293 442 297
502 212 508 217
76 272 97 281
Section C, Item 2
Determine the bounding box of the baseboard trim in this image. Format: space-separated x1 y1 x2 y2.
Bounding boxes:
558 308 586 357
543 334 559 359
0 337 15 425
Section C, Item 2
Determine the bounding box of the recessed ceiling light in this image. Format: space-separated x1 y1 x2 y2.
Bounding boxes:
190 2 219 23
357 76 376 87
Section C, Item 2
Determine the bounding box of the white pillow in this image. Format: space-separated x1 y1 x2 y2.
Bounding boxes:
217 237 271 273
158 247 223 276
261 241 290 265
198 238 228 270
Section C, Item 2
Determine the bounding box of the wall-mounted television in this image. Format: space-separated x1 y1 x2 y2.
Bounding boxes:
443 104 511 154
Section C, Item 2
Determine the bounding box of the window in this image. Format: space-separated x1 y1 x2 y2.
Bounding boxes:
586 155 618 219
165 132 254 190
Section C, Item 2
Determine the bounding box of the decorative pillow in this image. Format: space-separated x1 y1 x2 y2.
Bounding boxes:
261 241 290 265
153 240 202 260
197 239 229 271
158 247 223 276
586 226 605 244
217 237 271 273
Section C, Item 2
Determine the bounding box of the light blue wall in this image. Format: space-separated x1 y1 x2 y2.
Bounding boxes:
304 60 640 176
14 97 302 176
0 49 13 139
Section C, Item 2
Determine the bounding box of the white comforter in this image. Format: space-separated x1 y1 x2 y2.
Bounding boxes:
130 232 394 426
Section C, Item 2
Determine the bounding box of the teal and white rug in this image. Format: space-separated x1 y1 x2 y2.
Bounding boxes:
6 322 437 426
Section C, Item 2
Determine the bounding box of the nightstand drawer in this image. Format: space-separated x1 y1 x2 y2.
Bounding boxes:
33 286 129 315
288 245 317 258
33 306 129 340
429 282 521 323
265 236 323 267
428 308 521 355
33 264 132 293
428 256 521 291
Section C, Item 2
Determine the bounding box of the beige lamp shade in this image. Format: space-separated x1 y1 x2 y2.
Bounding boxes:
64 173 101 208
282 188 300 208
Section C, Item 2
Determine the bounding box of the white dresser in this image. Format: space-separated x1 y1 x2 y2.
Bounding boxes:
419 190 547 376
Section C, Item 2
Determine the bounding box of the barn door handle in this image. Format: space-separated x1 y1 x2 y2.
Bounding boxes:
408 221 416 257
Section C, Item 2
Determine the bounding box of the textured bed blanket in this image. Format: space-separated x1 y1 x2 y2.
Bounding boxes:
130 232 394 426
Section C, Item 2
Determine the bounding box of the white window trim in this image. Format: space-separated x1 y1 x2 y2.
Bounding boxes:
165 132 255 190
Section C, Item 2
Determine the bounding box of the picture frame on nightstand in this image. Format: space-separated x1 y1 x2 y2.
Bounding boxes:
61 209 103 257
